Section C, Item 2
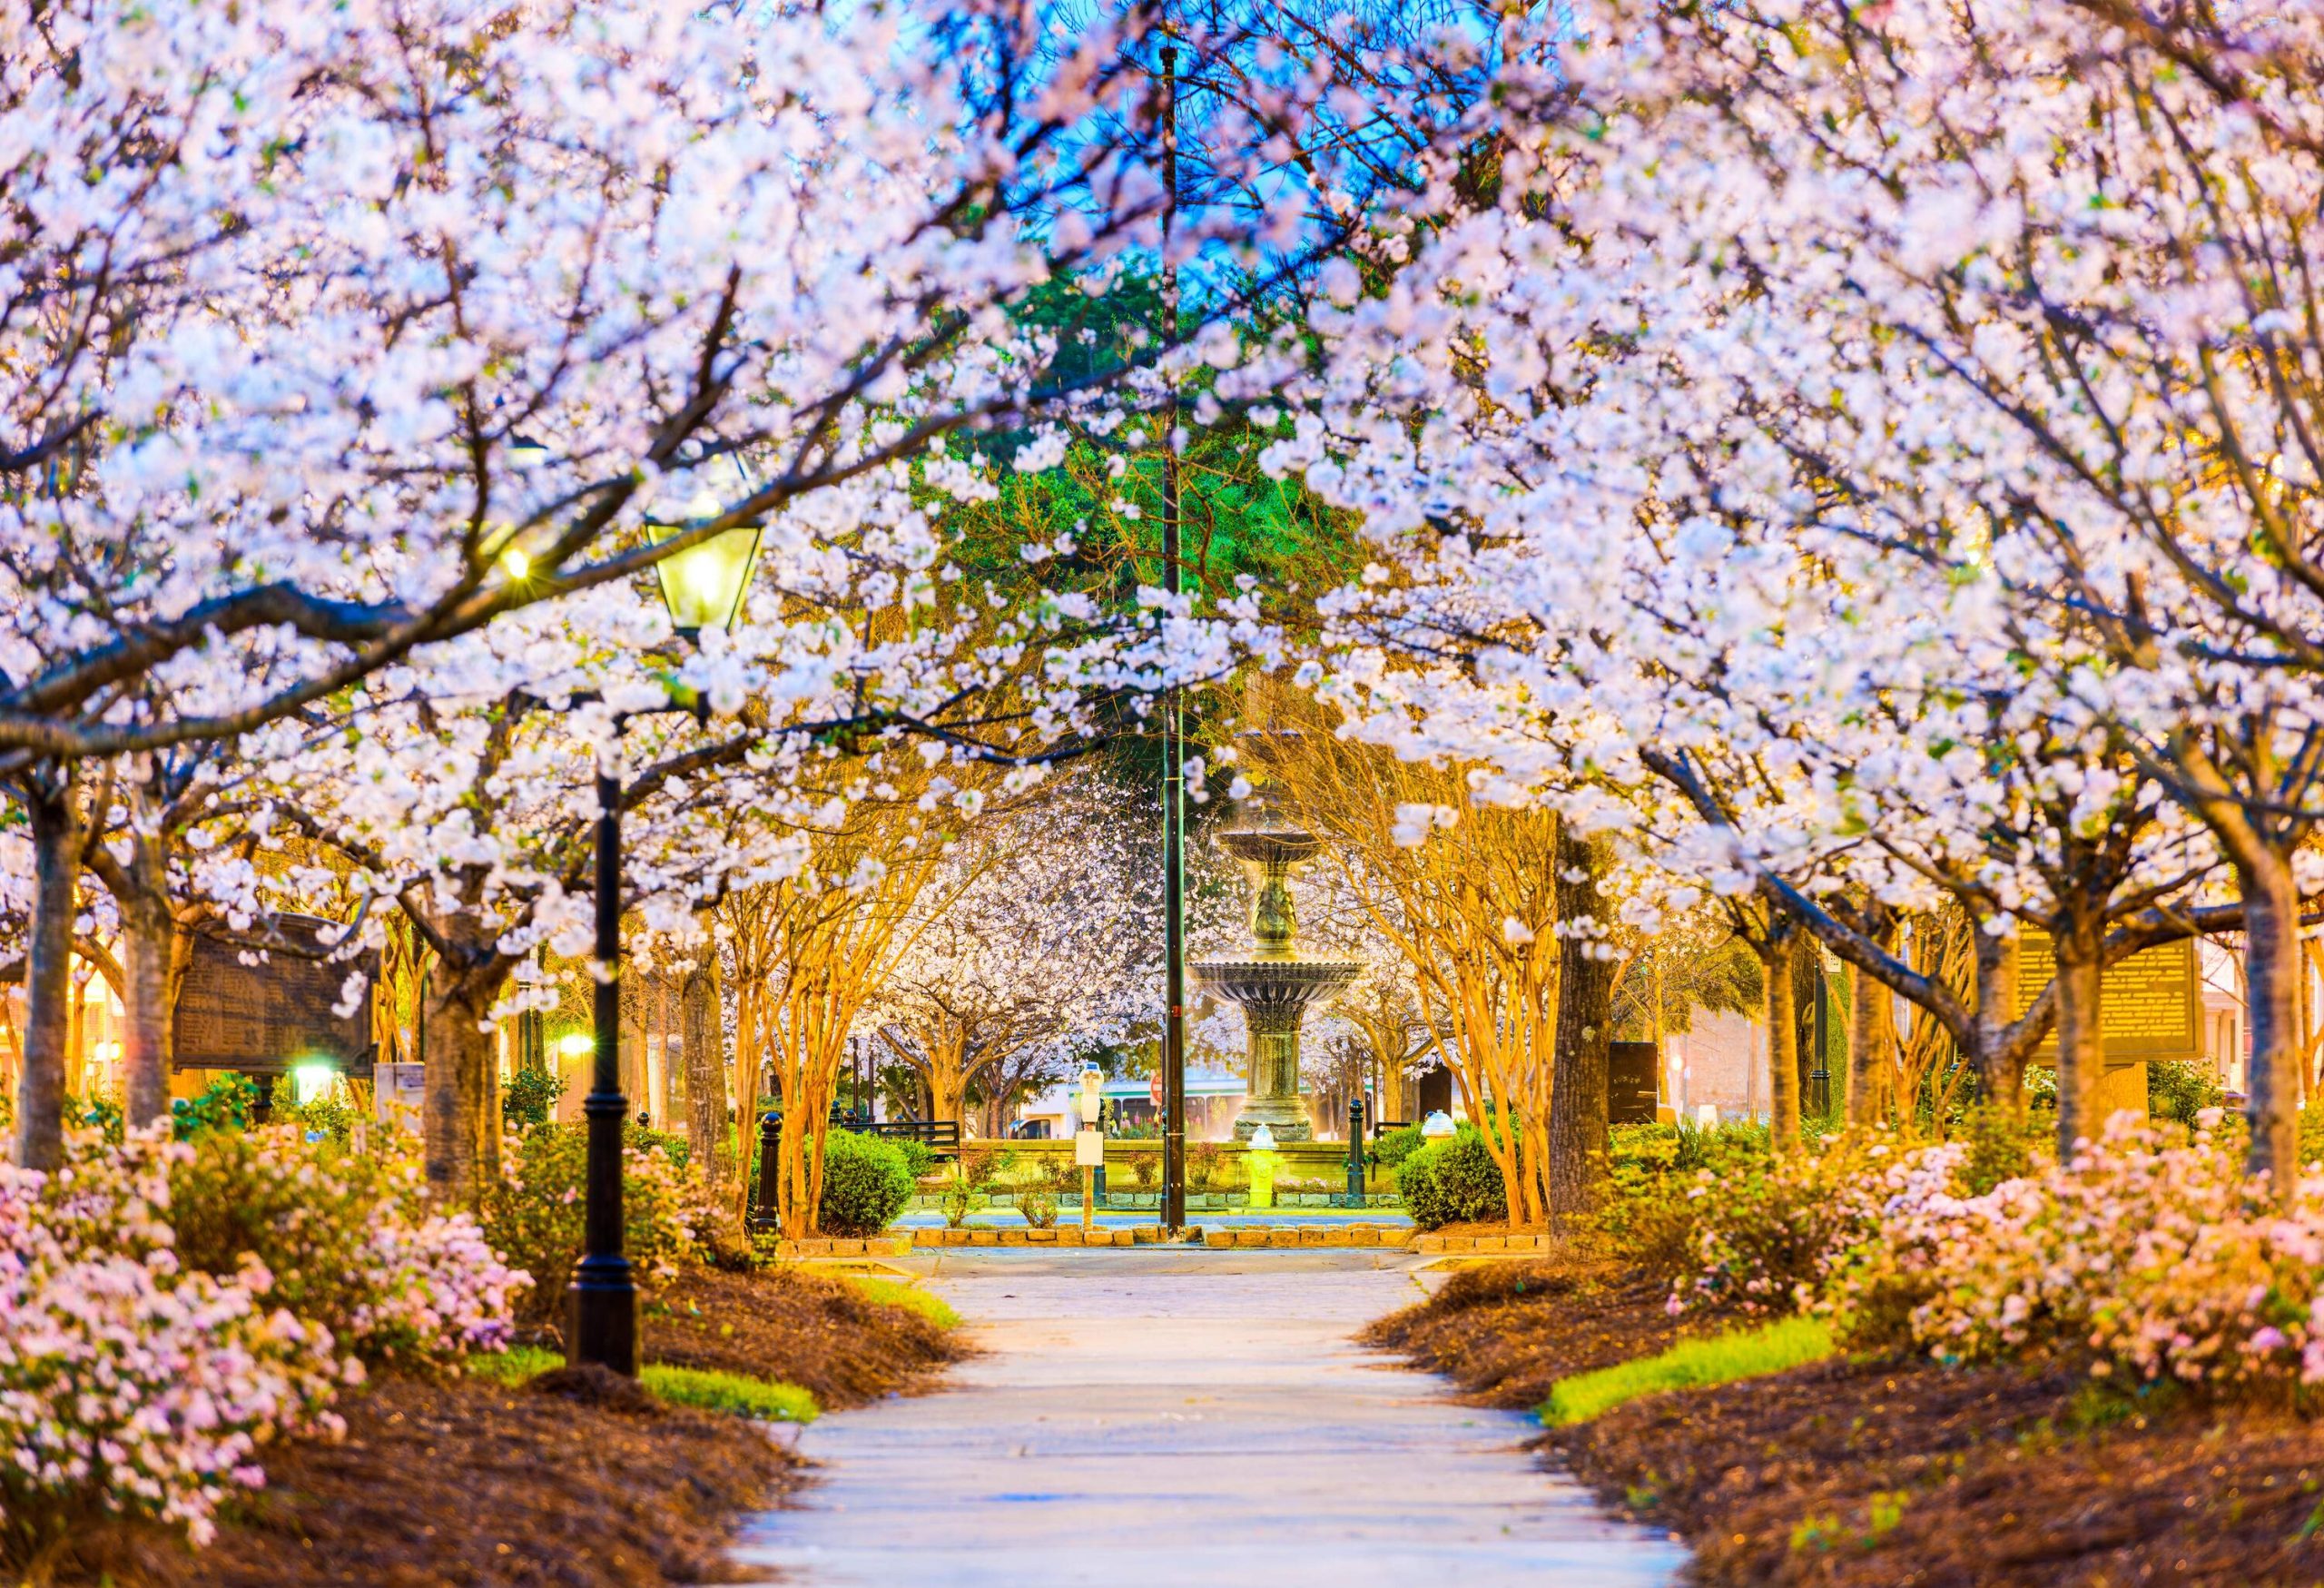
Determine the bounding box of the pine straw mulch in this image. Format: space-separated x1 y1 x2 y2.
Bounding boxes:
1364 1257 1695 1406
644 1263 966 1409
80 1365 795 1588
1374 1258 2324 1587
71 1263 964 1588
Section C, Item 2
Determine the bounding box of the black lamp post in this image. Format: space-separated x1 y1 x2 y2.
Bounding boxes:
565 484 763 1376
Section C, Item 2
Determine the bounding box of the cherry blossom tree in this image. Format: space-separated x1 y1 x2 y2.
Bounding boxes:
868 779 1160 1135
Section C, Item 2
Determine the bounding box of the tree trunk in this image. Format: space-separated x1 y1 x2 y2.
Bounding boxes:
1846 922 1896 1128
422 955 508 1207
1971 926 2024 1121
2242 849 2303 1195
682 956 727 1186
13 773 82 1170
2052 912 2110 1158
654 980 675 1128
116 836 177 1128
1763 920 1801 1150
1546 833 1613 1227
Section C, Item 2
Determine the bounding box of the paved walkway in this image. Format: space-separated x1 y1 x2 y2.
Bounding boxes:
726 1249 1686 1588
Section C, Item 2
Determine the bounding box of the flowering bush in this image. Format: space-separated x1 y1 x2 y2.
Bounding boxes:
1892 1113 2324 1391
0 1129 352 1572
171 1126 527 1368
482 1124 695 1327
1671 1129 1958 1317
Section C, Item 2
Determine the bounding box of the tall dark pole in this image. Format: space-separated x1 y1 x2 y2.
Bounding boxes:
1158 43 1187 1237
567 751 638 1375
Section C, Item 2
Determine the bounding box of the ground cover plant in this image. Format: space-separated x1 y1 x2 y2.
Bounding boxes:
1540 1317 1835 1427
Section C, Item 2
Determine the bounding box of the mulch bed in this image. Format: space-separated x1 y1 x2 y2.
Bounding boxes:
72 1265 961 1587
1375 1258 2324 1586
1365 1258 1692 1408
644 1264 964 1409
80 1366 796 1588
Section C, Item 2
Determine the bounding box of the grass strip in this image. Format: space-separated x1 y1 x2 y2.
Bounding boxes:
642 1364 819 1423
1540 1315 1837 1427
849 1275 960 1330
468 1347 819 1422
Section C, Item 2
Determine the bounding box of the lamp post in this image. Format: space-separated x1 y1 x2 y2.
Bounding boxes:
1157 42 1188 1238
565 483 763 1376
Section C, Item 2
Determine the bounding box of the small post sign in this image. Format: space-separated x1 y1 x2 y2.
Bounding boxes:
1077 1069 1104 1232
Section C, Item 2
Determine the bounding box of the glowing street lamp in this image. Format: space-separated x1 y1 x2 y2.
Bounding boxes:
566 455 758 1378
645 459 764 639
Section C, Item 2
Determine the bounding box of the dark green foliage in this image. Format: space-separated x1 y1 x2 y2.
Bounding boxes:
1371 1122 1424 1169
171 1073 258 1138
1601 1120 1777 1280
819 1129 914 1237
1398 1127 1507 1229
503 1065 563 1129
288 1092 356 1147
894 1137 940 1180
2147 1060 2226 1129
65 1095 124 1143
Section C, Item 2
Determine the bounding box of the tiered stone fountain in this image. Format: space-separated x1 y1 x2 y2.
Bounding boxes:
1194 809 1360 1143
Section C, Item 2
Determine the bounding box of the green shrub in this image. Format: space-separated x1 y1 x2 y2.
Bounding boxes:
1371 1122 1424 1169
819 1129 913 1236
895 1137 940 1179
288 1090 357 1147
2147 1060 2225 1129
1601 1119 1776 1280
482 1124 696 1326
172 1073 258 1139
502 1065 563 1129
940 1165 977 1228
1541 1317 1835 1426
1399 1127 1507 1228
1019 1189 1059 1228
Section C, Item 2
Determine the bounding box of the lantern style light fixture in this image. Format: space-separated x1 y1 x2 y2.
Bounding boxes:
645 454 763 638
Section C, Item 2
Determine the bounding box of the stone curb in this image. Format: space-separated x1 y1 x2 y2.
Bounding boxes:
773 1227 1543 1258
1407 1233 1553 1254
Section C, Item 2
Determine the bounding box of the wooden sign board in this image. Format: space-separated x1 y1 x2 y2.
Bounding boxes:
2008 931 2202 1064
173 916 376 1075
1608 1041 1661 1125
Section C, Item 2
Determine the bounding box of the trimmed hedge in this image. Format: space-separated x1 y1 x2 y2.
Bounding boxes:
1399 1127 1506 1229
820 1129 914 1235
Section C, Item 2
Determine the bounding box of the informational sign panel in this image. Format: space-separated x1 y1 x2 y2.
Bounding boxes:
2009 931 2202 1064
1075 1129 1104 1168
375 1061 425 1135
172 916 376 1074
1608 1041 1661 1125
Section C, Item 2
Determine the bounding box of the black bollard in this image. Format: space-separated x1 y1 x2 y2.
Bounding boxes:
752 1110 782 1229
1345 1093 1365 1205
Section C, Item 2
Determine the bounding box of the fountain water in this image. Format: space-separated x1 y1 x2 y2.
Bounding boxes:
1193 808 1360 1143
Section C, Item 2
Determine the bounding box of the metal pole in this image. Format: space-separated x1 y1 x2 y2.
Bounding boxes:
1345 1093 1364 1205
1810 956 1832 1119
566 751 638 1375
1158 42 1187 1238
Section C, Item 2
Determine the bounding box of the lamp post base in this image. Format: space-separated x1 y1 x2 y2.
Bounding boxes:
566 1255 639 1376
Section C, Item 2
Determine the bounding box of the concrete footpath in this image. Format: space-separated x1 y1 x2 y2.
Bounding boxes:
724 1248 1687 1588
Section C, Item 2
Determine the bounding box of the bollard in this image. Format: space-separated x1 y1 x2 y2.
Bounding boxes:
1345 1093 1365 1205
751 1110 782 1229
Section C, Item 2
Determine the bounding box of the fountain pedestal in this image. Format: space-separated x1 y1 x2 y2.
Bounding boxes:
1193 825 1359 1144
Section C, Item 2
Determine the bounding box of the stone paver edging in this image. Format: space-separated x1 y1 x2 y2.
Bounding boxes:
771 1228 1555 1258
